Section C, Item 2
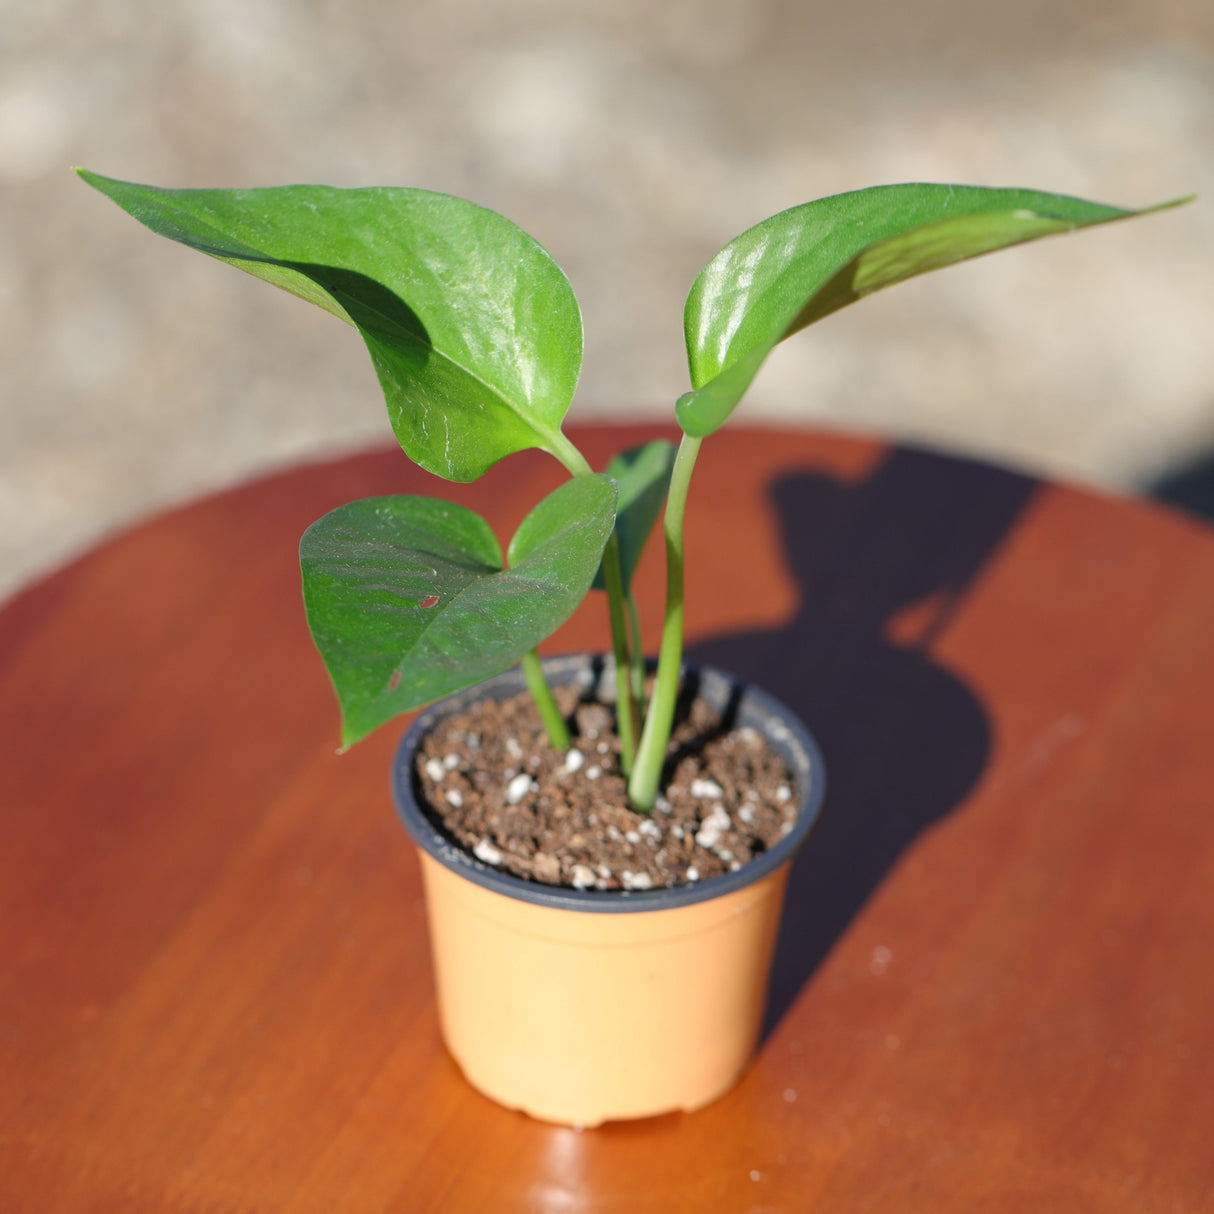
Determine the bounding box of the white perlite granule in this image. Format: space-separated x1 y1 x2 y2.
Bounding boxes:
473 839 503 865
504 773 533 804
695 805 731 849
571 864 596 889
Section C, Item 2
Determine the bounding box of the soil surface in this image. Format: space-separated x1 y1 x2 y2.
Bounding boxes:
413 683 797 891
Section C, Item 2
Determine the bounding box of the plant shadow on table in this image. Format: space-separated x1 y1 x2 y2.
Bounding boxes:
687 446 1038 1038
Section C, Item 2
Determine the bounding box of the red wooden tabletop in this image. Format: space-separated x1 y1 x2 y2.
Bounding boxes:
2 424 1213 1212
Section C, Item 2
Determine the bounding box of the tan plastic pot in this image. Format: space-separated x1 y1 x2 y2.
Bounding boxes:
393 656 825 1126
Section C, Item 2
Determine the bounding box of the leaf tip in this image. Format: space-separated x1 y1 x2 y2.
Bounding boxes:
1155 193 1198 213
75 166 118 197
338 716 366 752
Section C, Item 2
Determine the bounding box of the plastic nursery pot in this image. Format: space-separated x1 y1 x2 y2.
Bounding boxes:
392 654 826 1127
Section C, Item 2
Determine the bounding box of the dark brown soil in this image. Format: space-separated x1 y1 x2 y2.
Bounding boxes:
413 683 797 891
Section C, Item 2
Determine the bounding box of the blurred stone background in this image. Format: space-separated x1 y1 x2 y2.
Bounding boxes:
2 0 1211 602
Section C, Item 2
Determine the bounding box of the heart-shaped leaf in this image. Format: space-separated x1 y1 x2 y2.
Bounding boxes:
78 169 583 481
679 184 1190 437
591 439 676 592
301 475 617 746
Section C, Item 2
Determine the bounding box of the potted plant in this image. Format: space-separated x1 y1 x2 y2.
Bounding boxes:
80 170 1185 1124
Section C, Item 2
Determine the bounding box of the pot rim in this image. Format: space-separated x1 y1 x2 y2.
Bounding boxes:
391 654 826 914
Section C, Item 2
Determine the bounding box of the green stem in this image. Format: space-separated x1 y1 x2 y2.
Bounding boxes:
625 591 645 704
521 648 570 750
628 433 702 811
546 431 593 478
600 533 639 776
547 430 639 776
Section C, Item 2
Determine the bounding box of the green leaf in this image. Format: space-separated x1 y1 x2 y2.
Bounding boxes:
301 475 617 746
78 169 583 481
679 184 1191 437
590 439 677 592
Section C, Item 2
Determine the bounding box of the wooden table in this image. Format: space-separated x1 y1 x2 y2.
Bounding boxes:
3 425 1213 1211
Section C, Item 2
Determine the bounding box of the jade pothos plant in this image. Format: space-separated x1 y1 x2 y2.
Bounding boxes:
80 169 1186 810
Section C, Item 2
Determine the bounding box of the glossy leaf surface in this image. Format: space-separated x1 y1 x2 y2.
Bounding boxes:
301 475 616 746
591 439 677 592
679 184 1187 437
79 169 583 481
